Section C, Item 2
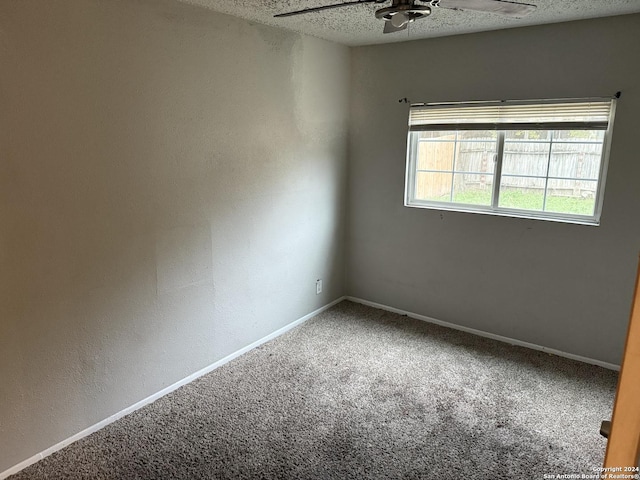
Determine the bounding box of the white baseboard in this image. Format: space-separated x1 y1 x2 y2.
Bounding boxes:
0 296 346 480
345 296 620 372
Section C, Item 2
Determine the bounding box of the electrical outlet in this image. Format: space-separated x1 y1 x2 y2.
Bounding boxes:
316 279 322 295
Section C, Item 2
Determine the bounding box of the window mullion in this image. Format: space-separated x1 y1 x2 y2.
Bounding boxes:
492 131 505 209
542 131 554 212
449 131 459 202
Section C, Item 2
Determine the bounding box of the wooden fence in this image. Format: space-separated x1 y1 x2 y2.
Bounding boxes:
416 136 602 199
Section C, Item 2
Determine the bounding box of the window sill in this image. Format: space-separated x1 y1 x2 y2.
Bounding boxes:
405 200 600 226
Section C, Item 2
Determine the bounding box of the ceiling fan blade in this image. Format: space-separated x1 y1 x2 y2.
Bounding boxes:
274 0 380 18
436 0 536 18
383 20 408 34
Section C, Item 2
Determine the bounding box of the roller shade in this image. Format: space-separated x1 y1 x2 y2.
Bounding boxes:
409 99 614 131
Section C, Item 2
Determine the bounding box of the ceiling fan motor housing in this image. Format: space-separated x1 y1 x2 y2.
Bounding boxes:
375 4 432 24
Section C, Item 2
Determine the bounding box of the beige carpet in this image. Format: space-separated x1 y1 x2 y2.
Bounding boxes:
10 300 617 479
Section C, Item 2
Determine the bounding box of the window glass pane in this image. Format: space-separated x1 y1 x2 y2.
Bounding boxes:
545 179 597 216
502 131 551 177
417 131 457 140
498 176 546 211
416 136 455 171
454 140 496 174
552 130 605 142
458 130 497 141
415 172 452 202
452 173 493 206
505 130 551 142
548 141 603 180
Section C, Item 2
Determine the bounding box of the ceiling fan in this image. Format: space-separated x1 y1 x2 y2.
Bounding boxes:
274 0 537 34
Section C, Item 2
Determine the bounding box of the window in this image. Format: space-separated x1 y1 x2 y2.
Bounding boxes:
404 99 616 225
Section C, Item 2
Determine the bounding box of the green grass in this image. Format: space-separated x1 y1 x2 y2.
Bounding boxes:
450 189 492 206
435 189 595 216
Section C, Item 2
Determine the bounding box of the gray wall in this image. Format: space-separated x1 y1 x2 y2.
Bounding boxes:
0 0 349 472
347 14 640 366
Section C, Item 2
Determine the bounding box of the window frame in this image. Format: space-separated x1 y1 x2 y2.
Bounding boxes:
404 98 617 226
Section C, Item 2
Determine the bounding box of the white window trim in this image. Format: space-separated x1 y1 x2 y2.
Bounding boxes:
404 97 617 226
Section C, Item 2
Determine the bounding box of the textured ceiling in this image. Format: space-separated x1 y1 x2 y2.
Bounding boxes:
179 0 640 46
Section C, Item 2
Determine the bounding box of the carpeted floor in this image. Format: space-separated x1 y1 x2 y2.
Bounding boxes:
11 300 617 479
